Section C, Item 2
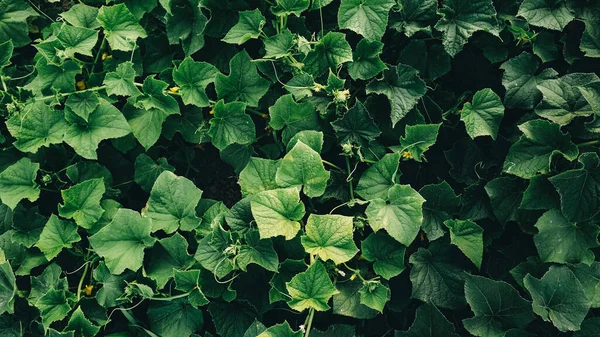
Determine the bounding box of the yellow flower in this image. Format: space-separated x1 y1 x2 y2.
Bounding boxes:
349 274 357 281
76 80 86 90
169 86 180 93
84 285 94 296
101 52 112 61
209 109 215 115
402 151 413 160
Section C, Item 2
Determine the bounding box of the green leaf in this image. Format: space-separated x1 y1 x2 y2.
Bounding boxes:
257 321 302 337
65 307 100 337
58 178 105 229
251 187 305 240
6 102 68 154
303 32 353 76
549 152 600 222
93 262 130 308
348 39 387 80
194 228 235 279
361 231 406 279
518 0 575 31
35 215 81 260
443 219 483 269
524 265 591 332
301 214 358 265
272 0 310 16
25 59 81 94
209 100 256 151
174 270 209 307
64 99 131 160
269 94 320 144
534 74 598 125
331 100 381 150
173 57 218 107
0 40 13 69
103 61 142 97
397 123 441 162
365 184 425 246
147 233 195 288
89 209 156 275
333 279 377 319
263 29 295 59
0 158 40 210
500 52 558 110
60 3 100 29
0 0 38 47
143 171 203 233
148 298 204 337
484 176 523 225
409 241 466 308
134 154 175 192
419 181 460 241
395 303 459 337
359 281 390 313
236 230 279 272
35 288 71 329
503 119 578 179
208 302 256 337
534 209 599 265
286 261 338 311
215 50 269 107
337 0 396 41
65 92 100 122
520 175 560 210
463 274 534 337
222 9 266 45
460 88 504 140
0 261 16 315
239 158 280 197
269 259 306 303
581 20 600 58
355 153 400 201
56 24 98 57
165 0 208 56
391 0 437 37
366 65 427 126
275 141 330 198
97 4 147 51
28 263 68 307
434 0 499 57
575 317 600 336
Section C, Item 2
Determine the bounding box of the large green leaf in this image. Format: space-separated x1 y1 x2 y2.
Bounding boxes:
208 302 256 337
337 0 396 41
333 279 378 319
142 171 203 233
103 61 142 97
396 303 458 337
463 274 534 337
503 119 578 179
392 0 437 37
366 65 427 126
355 153 400 201
397 123 441 162
275 141 330 198
0 0 37 47
148 298 204 337
365 184 425 246
460 88 504 140
208 100 256 150
236 230 279 272
58 178 105 230
63 99 131 160
269 94 320 144
64 307 99 337
97 4 147 51
35 288 71 329
434 0 500 57
146 233 195 288
419 181 460 241
251 187 305 240
301 214 358 265
443 219 483 269
222 9 266 45
215 50 269 107
518 0 575 31
257 321 302 337
165 0 208 56
238 158 280 197
35 215 81 260
0 158 40 210
534 209 599 265
303 32 353 76
524 265 591 332
88 209 156 275
331 100 381 150
133 154 175 192
286 261 338 311
0 261 16 315
361 232 406 279
172 57 218 107
549 152 600 222
500 52 558 110
60 3 100 29
348 39 387 80
25 59 81 95
56 24 98 57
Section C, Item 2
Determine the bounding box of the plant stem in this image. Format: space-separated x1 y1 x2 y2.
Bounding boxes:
345 156 354 200
577 139 600 147
304 308 315 337
0 76 7 92
76 261 90 302
322 159 343 171
33 85 107 102
92 36 107 73
246 107 266 117
149 292 191 301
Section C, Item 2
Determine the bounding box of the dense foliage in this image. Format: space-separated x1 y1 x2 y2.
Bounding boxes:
1 0 600 336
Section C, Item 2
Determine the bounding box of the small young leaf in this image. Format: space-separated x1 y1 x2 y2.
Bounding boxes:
460 88 504 140
58 178 105 229
286 261 338 311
